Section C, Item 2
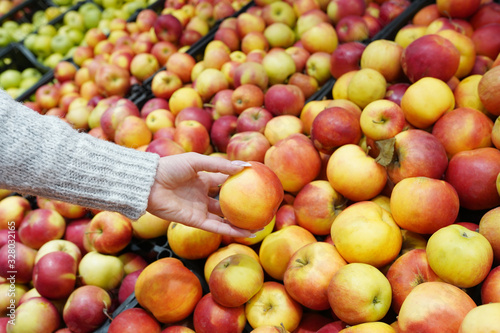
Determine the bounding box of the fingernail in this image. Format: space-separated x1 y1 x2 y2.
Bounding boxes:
231 160 252 167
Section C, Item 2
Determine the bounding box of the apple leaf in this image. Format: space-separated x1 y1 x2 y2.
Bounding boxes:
374 138 396 167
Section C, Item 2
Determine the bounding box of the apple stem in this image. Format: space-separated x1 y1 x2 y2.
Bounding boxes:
203 103 215 108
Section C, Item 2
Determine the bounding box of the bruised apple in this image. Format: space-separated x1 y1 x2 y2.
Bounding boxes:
219 162 283 230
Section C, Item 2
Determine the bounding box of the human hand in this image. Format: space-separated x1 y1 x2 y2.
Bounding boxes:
146 152 257 238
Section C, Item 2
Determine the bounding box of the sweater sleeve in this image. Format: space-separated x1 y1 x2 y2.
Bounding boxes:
0 89 160 220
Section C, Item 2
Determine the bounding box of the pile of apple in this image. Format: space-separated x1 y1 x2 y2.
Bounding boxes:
0 189 173 333
5 0 500 332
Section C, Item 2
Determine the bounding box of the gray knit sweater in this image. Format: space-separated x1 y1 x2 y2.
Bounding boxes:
0 89 160 220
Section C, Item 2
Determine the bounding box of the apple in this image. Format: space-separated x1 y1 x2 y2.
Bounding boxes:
209 253 264 307
331 201 402 267
165 52 196 84
295 8 329 38
135 258 203 324
386 249 443 314
264 133 321 193
194 68 229 102
141 98 170 119
262 1 296 27
263 114 304 146
32 251 77 299
305 51 331 86
18 208 65 250
311 107 361 155
240 31 269 54
432 107 493 158
478 65 500 116
167 222 222 260
288 72 319 100
236 12 266 38
283 241 346 311
336 15 369 44
426 224 493 289
151 41 177 67
1 283 28 317
226 131 271 163
347 68 387 109
193 293 246 333
479 206 500 264
436 0 481 19
380 129 449 186
301 22 339 54
64 218 90 255
360 100 405 141
174 120 210 153
360 39 403 83
258 225 317 281
481 265 500 304
245 281 303 332
219 161 283 230
54 61 77 83
146 109 175 134
233 61 269 90
154 14 183 43
445 147 500 210
210 89 236 119
262 49 296 86
95 63 131 97
285 46 310 74
264 84 304 117
401 34 460 83
459 303 500 333
108 308 161 333
385 82 410 106
293 180 347 236
83 211 133 255
210 115 238 153
117 269 143 304
150 71 182 100
327 263 392 325
114 115 153 149
214 27 241 52
326 0 366 24
34 239 81 265
390 177 460 235
398 281 476 333
236 107 273 133
274 204 297 231
6 297 60 333
78 251 125 291
0 242 36 284
327 143 387 201
0 195 31 229
118 252 148 275
204 243 260 283
231 83 265 115
63 285 112 333
35 84 61 111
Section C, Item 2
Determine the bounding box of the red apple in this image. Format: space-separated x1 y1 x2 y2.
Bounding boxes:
401 34 461 83
236 106 273 133
32 251 77 299
118 269 143 304
445 147 500 210
231 83 265 115
210 115 238 153
141 98 170 119
175 106 213 133
174 120 211 153
83 211 133 255
0 242 36 284
329 41 366 79
264 84 304 117
63 285 112 333
326 0 366 24
336 15 370 43
154 14 183 43
481 265 500 304
226 131 271 163
64 218 91 255
95 64 131 97
18 209 65 250
109 308 161 333
151 41 178 67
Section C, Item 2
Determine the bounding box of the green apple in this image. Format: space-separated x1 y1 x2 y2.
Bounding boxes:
5 88 20 98
0 69 22 89
32 11 48 28
52 0 73 6
63 11 85 31
51 34 74 55
44 53 65 68
82 8 102 30
101 8 117 20
21 68 42 80
23 33 37 51
44 6 63 21
20 76 41 90
33 34 53 58
38 24 58 37
0 27 11 47
3 21 19 33
101 0 124 10
67 28 84 45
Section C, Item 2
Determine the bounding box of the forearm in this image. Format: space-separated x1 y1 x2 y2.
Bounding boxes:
0 89 159 220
